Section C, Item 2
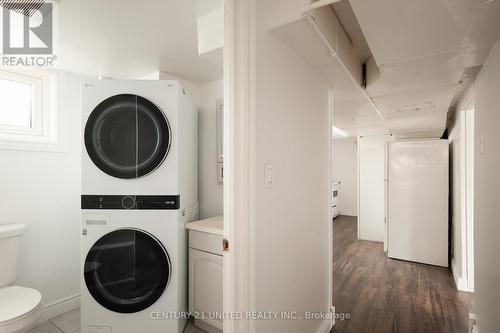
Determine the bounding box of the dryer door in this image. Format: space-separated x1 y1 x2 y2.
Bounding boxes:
84 94 171 179
84 229 171 313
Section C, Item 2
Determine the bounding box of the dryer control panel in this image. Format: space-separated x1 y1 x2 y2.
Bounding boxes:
81 195 180 210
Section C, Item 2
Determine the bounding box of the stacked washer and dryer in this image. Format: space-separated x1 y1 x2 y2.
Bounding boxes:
80 80 198 333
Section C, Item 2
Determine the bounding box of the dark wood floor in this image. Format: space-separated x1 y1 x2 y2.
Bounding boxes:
331 216 473 333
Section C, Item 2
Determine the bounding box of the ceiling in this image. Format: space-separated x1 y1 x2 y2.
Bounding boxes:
334 0 500 137
56 0 222 83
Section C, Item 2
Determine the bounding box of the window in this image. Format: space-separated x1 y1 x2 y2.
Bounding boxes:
0 78 33 129
0 69 60 151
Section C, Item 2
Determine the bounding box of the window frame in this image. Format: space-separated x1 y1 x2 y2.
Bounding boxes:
0 69 61 151
0 70 43 135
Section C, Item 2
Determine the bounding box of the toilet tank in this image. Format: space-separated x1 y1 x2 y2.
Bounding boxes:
0 223 25 287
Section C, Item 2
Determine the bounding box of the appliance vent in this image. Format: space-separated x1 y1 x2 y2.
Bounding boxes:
0 0 44 17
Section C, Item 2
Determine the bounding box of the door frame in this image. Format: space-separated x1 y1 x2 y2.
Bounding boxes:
223 1 335 332
464 107 475 291
223 0 257 332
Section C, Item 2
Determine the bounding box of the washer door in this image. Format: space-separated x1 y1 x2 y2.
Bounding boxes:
84 229 171 313
84 94 171 179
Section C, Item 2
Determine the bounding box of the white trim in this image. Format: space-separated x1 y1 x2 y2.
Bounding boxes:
0 70 66 152
465 108 475 292
459 110 468 288
0 70 43 135
452 259 472 292
356 136 361 239
451 105 475 293
328 89 334 328
38 293 80 324
223 0 256 332
315 318 334 333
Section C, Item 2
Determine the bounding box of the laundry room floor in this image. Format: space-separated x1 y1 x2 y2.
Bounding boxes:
29 308 207 333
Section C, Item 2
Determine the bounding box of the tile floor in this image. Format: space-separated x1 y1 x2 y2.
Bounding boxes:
29 308 206 333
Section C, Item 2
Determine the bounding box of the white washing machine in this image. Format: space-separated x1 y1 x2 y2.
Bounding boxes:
81 206 197 333
81 80 198 208
80 80 198 332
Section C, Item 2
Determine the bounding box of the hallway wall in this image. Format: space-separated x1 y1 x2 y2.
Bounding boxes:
253 0 332 332
473 37 500 332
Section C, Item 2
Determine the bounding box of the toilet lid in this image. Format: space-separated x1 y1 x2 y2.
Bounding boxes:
0 286 41 322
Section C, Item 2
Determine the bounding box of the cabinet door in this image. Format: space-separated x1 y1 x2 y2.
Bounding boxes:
189 248 223 330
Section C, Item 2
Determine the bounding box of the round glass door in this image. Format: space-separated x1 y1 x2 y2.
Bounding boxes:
84 94 171 179
84 229 171 313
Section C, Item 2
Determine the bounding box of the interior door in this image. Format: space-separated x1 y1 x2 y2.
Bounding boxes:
358 135 386 242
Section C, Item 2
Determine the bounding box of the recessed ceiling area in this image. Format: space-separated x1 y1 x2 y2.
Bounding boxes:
349 0 500 137
57 0 222 83
268 0 500 138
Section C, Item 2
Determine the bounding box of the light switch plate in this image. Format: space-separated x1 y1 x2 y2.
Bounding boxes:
264 163 273 188
479 137 486 154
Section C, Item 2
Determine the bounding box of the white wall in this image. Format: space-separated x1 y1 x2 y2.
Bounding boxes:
254 1 331 332
198 79 224 218
0 73 82 319
332 138 357 216
473 37 500 332
141 72 223 219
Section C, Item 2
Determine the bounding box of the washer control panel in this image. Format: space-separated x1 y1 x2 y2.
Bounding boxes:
81 195 180 210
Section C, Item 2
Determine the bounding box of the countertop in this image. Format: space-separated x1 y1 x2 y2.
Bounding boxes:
185 215 223 236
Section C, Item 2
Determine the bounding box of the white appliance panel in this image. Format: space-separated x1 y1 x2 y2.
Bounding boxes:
387 140 449 267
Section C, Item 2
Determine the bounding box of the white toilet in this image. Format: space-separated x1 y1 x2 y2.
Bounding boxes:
0 224 42 333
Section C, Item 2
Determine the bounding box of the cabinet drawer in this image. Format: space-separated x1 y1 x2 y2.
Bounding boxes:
189 230 223 256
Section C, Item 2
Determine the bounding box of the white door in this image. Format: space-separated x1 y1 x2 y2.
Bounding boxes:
358 135 386 242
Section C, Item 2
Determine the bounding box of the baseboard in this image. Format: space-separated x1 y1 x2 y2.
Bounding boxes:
338 213 357 218
314 306 334 333
38 293 80 323
315 318 334 333
451 259 472 292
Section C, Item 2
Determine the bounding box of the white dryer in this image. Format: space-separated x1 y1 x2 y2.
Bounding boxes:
80 80 198 333
81 205 198 333
81 80 198 208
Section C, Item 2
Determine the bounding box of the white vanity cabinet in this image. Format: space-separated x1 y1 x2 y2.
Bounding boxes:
186 216 223 333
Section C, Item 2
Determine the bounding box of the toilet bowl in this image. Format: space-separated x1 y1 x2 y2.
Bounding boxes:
0 224 43 333
0 287 42 333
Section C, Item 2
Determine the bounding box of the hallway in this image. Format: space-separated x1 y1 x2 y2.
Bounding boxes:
332 216 473 333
